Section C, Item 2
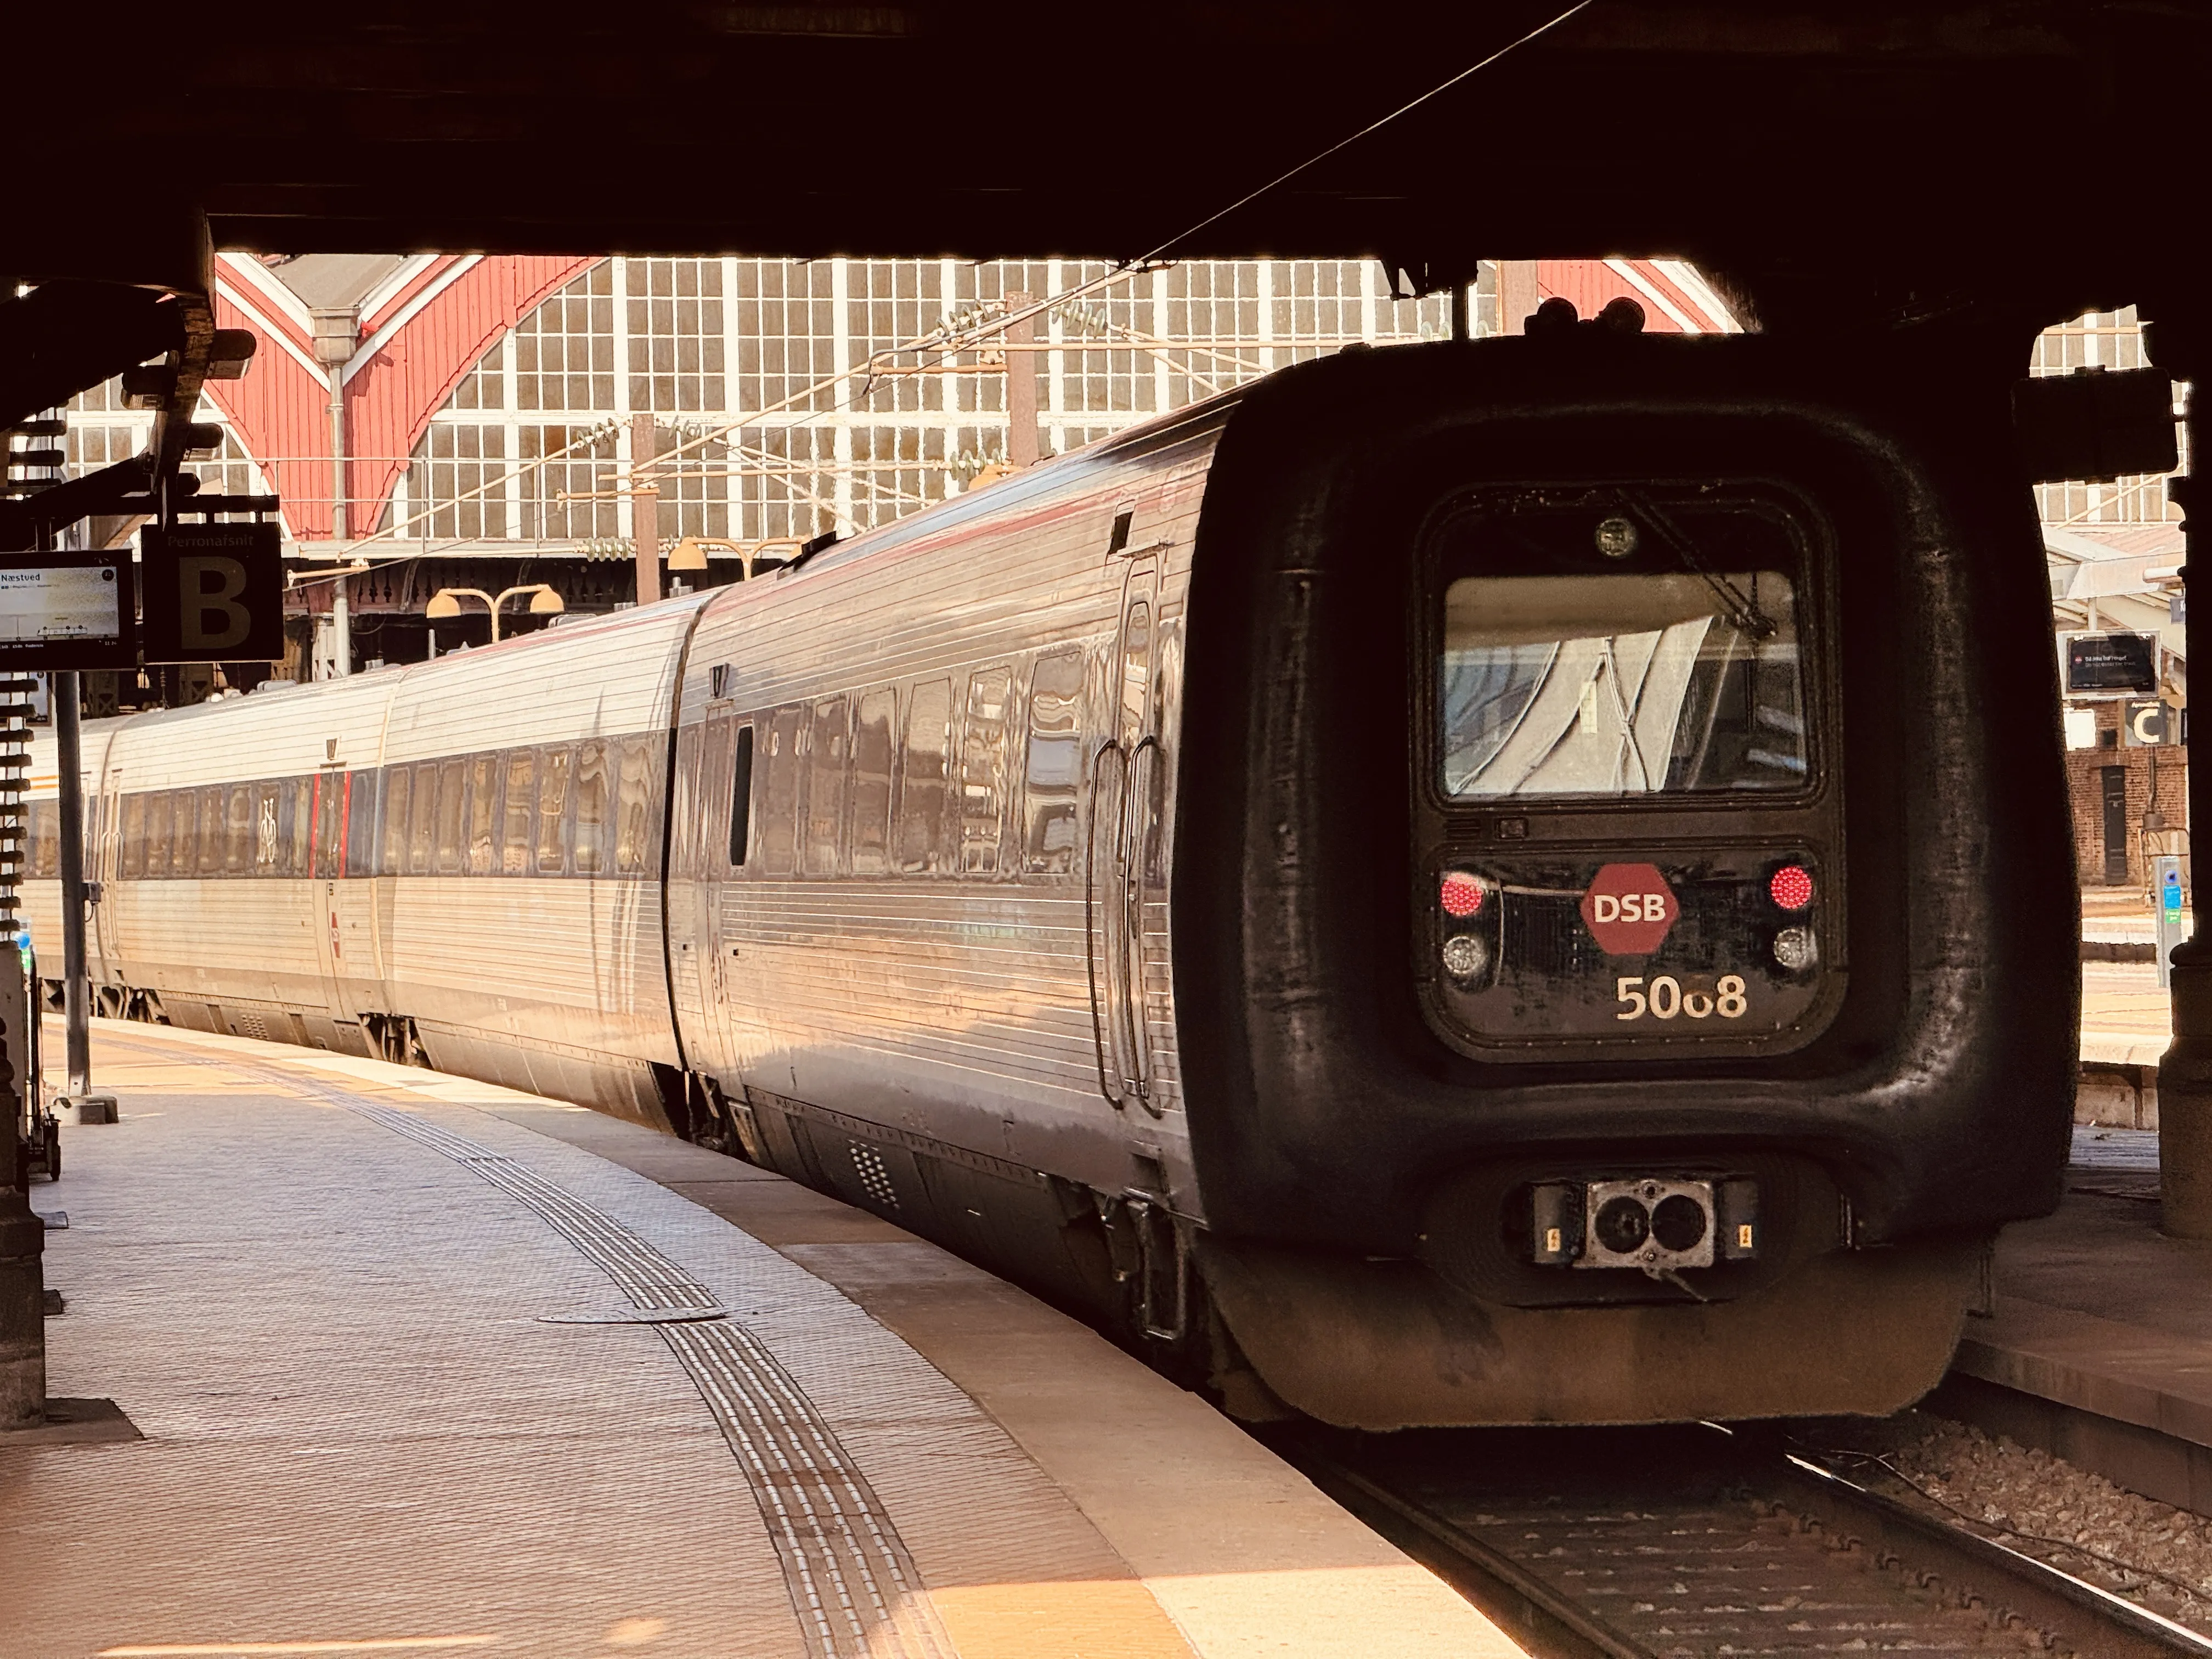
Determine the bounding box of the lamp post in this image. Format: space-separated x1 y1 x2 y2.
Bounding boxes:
424 583 565 646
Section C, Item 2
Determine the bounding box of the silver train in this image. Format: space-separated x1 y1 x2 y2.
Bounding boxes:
27 336 2076 1427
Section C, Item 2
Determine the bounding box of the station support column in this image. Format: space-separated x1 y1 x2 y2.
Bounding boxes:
1003 294 1040 469
2158 317 2212 1233
631 413 661 608
52 671 110 1121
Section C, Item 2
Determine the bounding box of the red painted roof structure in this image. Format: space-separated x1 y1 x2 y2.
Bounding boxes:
1537 258 1741 334
193 254 1736 546
206 253 596 539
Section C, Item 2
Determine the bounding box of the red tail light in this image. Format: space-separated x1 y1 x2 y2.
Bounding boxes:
1769 865 1814 911
1440 871 1488 918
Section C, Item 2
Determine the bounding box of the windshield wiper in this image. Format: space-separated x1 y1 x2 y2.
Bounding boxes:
1618 490 1779 640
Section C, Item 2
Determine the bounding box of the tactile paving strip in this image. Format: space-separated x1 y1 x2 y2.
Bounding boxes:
298 1073 956 1659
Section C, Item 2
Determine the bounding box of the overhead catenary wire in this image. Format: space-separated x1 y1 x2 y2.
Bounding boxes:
291 4 1589 590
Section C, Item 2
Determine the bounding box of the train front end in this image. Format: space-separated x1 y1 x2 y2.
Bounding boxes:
1177 329 2076 1427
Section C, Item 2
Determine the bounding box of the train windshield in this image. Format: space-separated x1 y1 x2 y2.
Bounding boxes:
1439 532 1809 800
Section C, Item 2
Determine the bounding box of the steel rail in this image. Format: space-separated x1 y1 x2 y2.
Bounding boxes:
1770 1449 2212 1659
1299 1455 1654 1659
1288 1431 2212 1659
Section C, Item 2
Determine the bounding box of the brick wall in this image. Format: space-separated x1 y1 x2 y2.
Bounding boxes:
2067 702 2187 888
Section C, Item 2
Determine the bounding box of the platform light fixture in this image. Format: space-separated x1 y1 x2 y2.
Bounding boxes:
425 583 566 643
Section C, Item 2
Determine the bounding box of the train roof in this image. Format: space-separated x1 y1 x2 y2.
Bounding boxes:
50 590 714 787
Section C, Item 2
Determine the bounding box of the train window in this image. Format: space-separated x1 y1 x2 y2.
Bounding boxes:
289 778 312 876
1432 492 1812 799
1142 620 1180 884
143 793 172 877
700 716 732 874
959 669 1012 874
669 723 703 879
169 791 195 877
574 740 608 875
618 735 657 876
346 772 378 877
120 794 146 879
804 697 849 877
464 754 499 876
30 802 58 879
199 785 225 875
1023 650 1084 874
408 763 438 876
253 783 280 874
725 726 753 870
224 784 253 874
177 791 202 876
896 679 953 874
313 775 346 878
277 779 302 877
848 692 894 875
151 796 179 876
431 760 464 876
182 791 203 874
759 708 803 876
1439 571 1806 798
502 750 536 874
537 746 571 874
380 768 410 876
1120 602 1151 737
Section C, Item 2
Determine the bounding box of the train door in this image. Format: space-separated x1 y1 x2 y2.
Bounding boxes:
92 764 122 969
308 766 375 1032
1088 550 1161 1110
695 702 741 1072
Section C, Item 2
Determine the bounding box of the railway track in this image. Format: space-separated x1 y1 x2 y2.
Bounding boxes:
1284 1422 2212 1658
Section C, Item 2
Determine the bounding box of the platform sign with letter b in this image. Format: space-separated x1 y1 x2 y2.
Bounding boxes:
140 523 284 663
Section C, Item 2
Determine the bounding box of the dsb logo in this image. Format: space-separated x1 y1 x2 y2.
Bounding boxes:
1581 862 1681 956
1590 891 1670 924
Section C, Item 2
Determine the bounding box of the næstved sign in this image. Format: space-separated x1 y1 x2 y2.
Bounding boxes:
0 554 136 670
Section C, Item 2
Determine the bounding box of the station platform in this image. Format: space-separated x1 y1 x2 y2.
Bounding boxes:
3 1019 1524 1659
2077 955 2171 1126
1934 1126 2212 1518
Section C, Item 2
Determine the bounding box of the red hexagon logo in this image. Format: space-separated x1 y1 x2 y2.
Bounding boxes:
1579 862 1678 956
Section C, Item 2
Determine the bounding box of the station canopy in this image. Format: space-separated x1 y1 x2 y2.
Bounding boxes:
8 2 2202 332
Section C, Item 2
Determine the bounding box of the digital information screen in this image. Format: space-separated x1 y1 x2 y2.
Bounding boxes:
0 555 137 670
2065 630 2159 695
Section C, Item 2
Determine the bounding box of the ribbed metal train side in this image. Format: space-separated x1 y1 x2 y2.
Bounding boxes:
22 720 117 1004
374 597 708 1119
22 599 708 1123
89 677 398 1042
665 411 1223 1306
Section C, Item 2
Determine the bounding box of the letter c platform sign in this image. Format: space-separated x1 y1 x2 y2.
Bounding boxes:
140 524 283 664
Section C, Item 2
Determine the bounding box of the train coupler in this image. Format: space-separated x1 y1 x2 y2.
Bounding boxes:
1528 1176 1760 1277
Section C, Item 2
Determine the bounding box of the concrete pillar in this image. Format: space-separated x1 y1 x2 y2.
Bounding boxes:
1003 293 1039 468
1498 261 1541 335
632 412 661 607
310 313 357 678
2157 315 2212 1233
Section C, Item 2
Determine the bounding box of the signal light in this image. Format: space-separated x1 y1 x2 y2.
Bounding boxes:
1769 864 1813 911
1440 873 1486 917
1773 926 1817 971
1441 934 1488 979
1440 870 1488 918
